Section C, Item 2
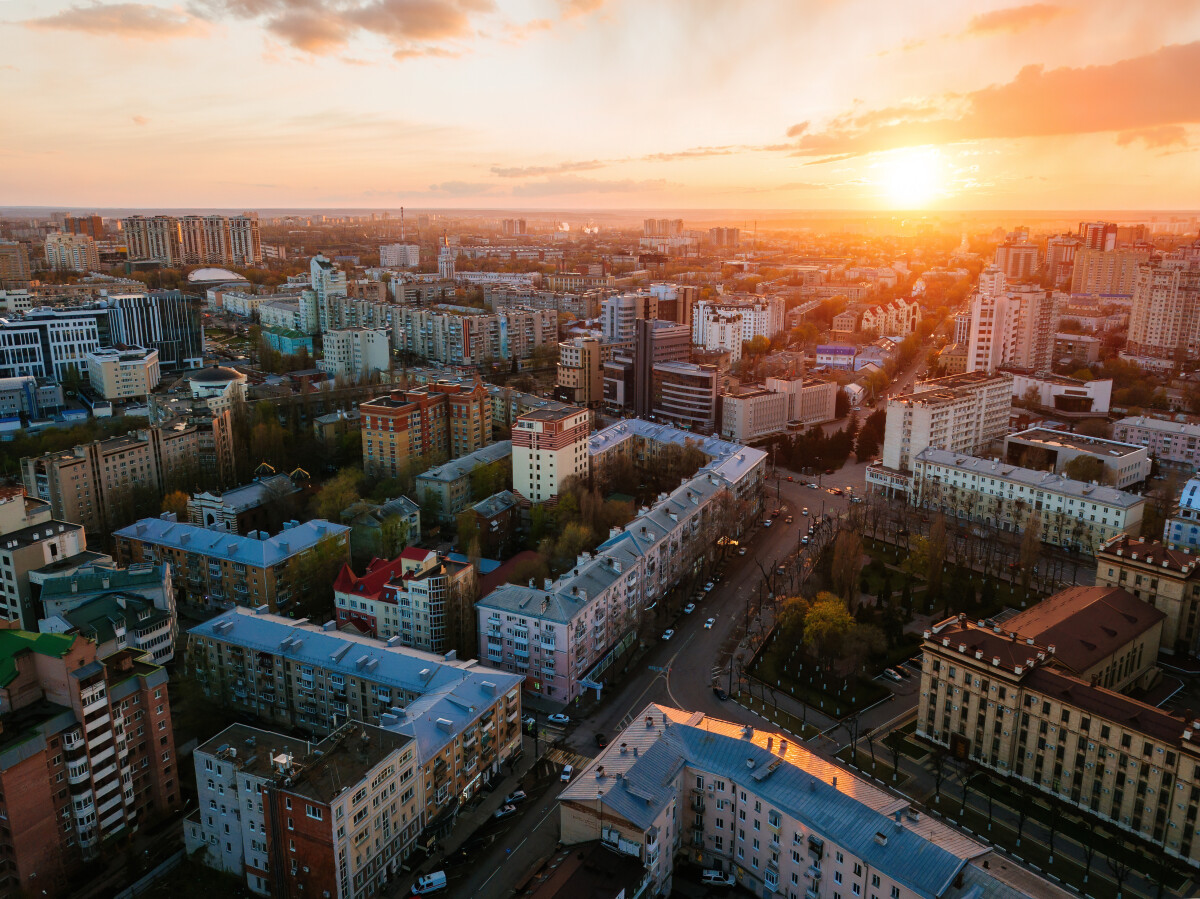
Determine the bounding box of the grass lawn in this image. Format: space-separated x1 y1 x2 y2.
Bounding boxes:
751 641 891 718
882 727 928 762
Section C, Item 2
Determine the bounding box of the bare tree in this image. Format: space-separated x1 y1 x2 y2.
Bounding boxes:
1106 852 1133 898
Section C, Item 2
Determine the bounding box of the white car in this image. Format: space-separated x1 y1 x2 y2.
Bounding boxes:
704 617 716 629
883 669 903 682
683 602 696 614
737 547 746 556
704 581 714 591
560 765 574 782
763 519 773 528
547 713 570 725
702 870 736 886
662 629 675 640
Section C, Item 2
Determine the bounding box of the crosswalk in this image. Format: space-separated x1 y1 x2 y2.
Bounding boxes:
546 747 592 769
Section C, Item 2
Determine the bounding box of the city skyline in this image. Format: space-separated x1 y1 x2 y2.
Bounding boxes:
5 0 1200 210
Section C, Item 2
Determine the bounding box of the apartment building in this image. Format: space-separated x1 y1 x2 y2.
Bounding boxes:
511 402 590 504
1095 536 1200 655
0 488 87 627
917 600 1200 867
185 722 421 898
966 285 1053 374
486 286 605 321
85 346 160 399
389 305 556 366
859 298 921 336
22 414 235 533
1112 415 1200 468
359 380 492 479
911 448 1145 551
123 213 261 266
1070 247 1151 297
0 628 178 897
720 387 787 442
319 327 391 380
333 547 476 655
39 591 176 665
113 516 350 612
763 376 838 427
414 441 511 524
1127 253 1200 363
1165 477 1200 552
0 242 30 288
560 703 1039 898
867 372 1011 496
1004 427 1151 489
45 233 100 272
556 336 603 407
692 297 785 343
380 243 421 267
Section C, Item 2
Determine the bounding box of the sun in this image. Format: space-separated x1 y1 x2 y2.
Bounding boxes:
881 148 944 208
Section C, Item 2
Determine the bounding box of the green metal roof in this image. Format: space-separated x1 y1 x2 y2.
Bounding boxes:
0 631 76 686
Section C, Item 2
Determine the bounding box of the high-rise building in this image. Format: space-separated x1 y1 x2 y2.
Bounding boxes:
0 627 178 896
633 319 691 418
601 292 658 342
379 243 420 267
120 215 184 265
64 214 104 241
1078 220 1118 251
643 218 682 237
308 253 348 334
556 336 604 407
708 226 739 247
318 327 391 379
1126 254 1200 363
103 289 204 369
501 218 527 236
0 305 110 381
650 361 720 432
511 402 590 504
437 239 456 280
1045 234 1081 286
993 239 1039 280
0 240 31 286
1070 247 1151 296
647 282 697 328
965 283 1053 374
123 213 260 266
359 381 492 479
44 232 100 271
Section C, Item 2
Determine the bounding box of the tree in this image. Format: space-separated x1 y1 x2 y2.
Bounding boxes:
930 750 948 804
378 514 410 558
831 530 864 605
161 490 189 519
1074 418 1111 439
835 388 851 419
311 468 364 521
293 535 350 620
1063 455 1106 483
802 593 855 669
925 514 948 599
1017 512 1042 590
854 427 880 462
1106 852 1132 898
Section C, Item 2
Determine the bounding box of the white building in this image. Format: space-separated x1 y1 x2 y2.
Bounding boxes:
437 241 456 280
859 297 921 336
310 253 348 334
763 376 838 427
218 291 271 319
0 306 107 381
380 243 420 268
966 283 1055 374
86 346 161 399
912 447 1144 551
185 365 247 415
720 387 787 442
258 299 304 333
559 703 1037 899
692 296 785 344
1166 477 1200 552
319 327 391 379
45 232 100 271
1010 371 1112 416
698 311 744 361
511 402 590 505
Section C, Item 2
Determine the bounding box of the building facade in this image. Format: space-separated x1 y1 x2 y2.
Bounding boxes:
1165 477 1200 552
720 387 787 443
85 346 161 399
511 402 590 505
1095 536 1200 655
556 336 604 407
1003 427 1151 489
45 233 100 271
1112 416 1200 468
414 441 511 524
1127 254 1200 363
319 327 391 380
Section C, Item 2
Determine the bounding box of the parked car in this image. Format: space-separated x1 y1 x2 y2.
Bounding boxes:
547 713 570 725
493 804 518 819
883 668 903 682
595 733 608 748
737 547 747 555
807 482 820 490
702 870 737 886
802 508 809 516
412 872 448 895
786 475 794 482
801 536 809 545
704 617 716 629
683 603 696 614
824 468 834 475
560 765 574 782
505 790 527 804
704 581 714 592
662 629 675 640
712 687 728 700
762 519 773 528
785 516 793 524
850 496 864 504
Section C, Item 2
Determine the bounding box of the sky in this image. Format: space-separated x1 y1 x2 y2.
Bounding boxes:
4 0 1200 210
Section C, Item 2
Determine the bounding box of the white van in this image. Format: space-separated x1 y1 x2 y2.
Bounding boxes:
702 869 735 886
412 871 447 894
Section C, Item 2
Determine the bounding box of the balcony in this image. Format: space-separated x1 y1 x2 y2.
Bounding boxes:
67 762 90 785
64 730 84 750
85 713 111 734
691 798 705 812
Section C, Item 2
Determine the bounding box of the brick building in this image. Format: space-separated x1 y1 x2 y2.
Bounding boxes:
359 381 491 480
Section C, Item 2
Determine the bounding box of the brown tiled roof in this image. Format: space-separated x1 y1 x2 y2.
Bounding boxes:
1003 586 1164 675
1098 536 1200 576
928 622 1046 671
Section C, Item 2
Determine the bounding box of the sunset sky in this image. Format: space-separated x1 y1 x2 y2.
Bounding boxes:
5 0 1200 210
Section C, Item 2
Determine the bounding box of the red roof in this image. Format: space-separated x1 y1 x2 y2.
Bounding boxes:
332 556 408 600
400 546 433 562
479 550 542 598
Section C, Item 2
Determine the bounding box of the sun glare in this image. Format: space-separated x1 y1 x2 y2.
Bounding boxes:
881 148 943 208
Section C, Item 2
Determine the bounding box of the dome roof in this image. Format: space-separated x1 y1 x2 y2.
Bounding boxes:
187 267 248 283
187 365 244 383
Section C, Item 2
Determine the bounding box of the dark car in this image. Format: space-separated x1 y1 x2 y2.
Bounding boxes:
712 687 728 700
595 733 609 748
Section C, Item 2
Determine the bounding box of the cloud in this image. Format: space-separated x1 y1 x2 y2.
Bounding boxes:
561 0 606 18
786 41 1200 158
963 3 1069 36
639 145 740 162
194 0 494 56
1116 124 1189 149
132 114 150 125
24 3 208 39
428 180 496 196
491 159 605 177
511 176 671 197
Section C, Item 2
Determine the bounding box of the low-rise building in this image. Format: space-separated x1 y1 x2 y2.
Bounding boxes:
1113 415 1200 469
814 344 857 370
1053 332 1101 365
415 441 512 524
1004 427 1151 489
187 473 301 535
464 490 518 558
39 591 176 664
720 387 787 442
333 548 475 655
912 448 1144 552
1095 535 1200 654
560 702 1050 898
1009 371 1112 416
261 325 313 356
85 346 161 399
113 515 350 612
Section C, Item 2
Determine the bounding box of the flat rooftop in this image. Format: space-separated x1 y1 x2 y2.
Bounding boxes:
1008 427 1145 458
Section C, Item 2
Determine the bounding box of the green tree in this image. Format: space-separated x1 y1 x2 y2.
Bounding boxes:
311 468 364 521
1063 455 1106 483
292 535 350 620
802 592 855 669
378 514 410 558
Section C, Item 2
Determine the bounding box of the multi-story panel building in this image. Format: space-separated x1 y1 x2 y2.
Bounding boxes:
380 243 421 267
720 387 787 442
121 216 184 266
993 240 1039 280
113 517 350 612
560 703 1040 898
511 402 590 505
359 380 492 480
319 327 391 380
1070 247 1151 297
124 214 260 266
556 336 603 407
45 233 100 272
911 448 1145 551
334 548 476 656
601 292 658 342
868 372 1011 495
85 346 160 399
1127 254 1200 363
22 414 235 533
186 722 421 898
1004 427 1151 489
0 628 178 897
414 440 511 524
1112 415 1200 469
1095 536 1200 655
917 600 1200 867
64 214 104 241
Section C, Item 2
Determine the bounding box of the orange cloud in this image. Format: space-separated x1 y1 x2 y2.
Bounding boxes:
788 41 1200 158
24 3 208 39
491 160 605 177
963 3 1069 36
1116 124 1189 149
